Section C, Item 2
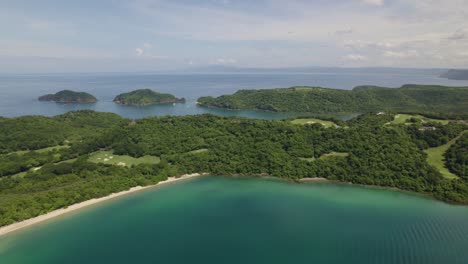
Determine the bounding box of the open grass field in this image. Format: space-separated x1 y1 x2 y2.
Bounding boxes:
299 157 315 162
88 151 160 167
424 131 467 180
186 149 208 154
320 152 349 159
10 145 70 155
299 152 349 162
290 118 337 128
388 114 450 125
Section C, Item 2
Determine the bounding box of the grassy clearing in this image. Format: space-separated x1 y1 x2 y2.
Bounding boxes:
299 152 349 162
320 152 349 159
299 157 316 162
388 114 449 125
9 145 70 155
424 131 466 180
291 118 337 128
10 167 42 179
88 151 160 167
186 149 208 154
293 87 314 91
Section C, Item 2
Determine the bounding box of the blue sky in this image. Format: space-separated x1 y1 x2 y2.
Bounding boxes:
0 0 467 72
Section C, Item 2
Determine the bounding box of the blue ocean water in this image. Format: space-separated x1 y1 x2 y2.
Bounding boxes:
1 71 467 119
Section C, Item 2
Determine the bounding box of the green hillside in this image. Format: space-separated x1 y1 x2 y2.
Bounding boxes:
113 89 185 106
38 90 97 103
198 85 468 114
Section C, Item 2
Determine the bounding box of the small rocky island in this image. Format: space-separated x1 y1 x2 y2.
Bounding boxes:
113 89 185 106
38 90 97 103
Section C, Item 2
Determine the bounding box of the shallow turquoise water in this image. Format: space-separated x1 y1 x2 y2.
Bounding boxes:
1 176 468 264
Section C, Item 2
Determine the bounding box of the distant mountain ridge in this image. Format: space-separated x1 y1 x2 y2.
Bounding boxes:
182 65 446 75
440 69 468 80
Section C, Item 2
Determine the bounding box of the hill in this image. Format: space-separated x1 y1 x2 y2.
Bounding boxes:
198 85 468 114
440 69 468 80
113 89 185 106
38 90 97 103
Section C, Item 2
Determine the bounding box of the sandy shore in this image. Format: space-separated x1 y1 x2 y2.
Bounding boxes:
299 177 329 182
0 173 204 237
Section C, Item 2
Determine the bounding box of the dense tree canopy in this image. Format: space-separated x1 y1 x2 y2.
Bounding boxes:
0 111 467 226
198 85 468 114
445 133 468 179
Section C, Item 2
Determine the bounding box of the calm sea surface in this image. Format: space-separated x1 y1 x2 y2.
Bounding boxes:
1 71 468 119
1 176 468 264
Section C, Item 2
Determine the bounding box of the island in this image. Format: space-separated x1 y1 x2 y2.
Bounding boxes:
440 69 468 80
0 110 467 229
113 89 185 106
197 84 468 114
38 90 97 103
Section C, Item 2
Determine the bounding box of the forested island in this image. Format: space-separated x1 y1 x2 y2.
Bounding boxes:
197 85 468 114
441 69 468 80
113 89 185 106
38 90 97 103
0 110 467 226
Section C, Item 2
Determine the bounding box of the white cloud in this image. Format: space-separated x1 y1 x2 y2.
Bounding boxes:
335 28 353 36
383 50 419 58
215 58 237 64
2 0 468 69
447 29 467 41
360 0 385 6
343 54 367 61
135 48 144 56
121 1 468 67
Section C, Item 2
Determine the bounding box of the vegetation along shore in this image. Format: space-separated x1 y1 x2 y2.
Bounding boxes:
0 173 203 237
0 110 467 230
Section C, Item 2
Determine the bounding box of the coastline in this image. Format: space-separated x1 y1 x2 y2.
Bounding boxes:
0 173 204 238
298 177 329 182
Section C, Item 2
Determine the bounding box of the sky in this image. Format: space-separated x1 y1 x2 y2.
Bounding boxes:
0 0 467 72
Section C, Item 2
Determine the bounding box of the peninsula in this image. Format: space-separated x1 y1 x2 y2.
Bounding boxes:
197 84 468 114
38 90 97 103
113 89 185 106
0 110 467 229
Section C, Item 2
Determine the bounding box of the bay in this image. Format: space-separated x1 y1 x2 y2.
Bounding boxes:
1 176 468 264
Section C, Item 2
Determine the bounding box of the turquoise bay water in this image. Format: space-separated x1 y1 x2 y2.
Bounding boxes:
1 176 468 264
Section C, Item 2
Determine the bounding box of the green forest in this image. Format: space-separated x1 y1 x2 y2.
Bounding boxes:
113 89 185 106
38 90 97 103
197 85 468 114
445 133 468 178
0 110 467 226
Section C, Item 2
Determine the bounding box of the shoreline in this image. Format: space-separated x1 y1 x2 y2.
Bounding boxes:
0 173 204 238
298 177 329 182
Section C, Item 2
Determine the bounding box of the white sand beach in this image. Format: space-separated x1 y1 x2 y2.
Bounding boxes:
0 173 204 237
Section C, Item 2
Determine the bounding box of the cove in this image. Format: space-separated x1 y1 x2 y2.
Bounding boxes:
1 176 468 264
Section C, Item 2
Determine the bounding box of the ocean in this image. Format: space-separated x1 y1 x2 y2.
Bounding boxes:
1 176 468 264
1 71 468 119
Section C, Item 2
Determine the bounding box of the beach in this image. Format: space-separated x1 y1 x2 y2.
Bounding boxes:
299 177 329 182
0 173 204 237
